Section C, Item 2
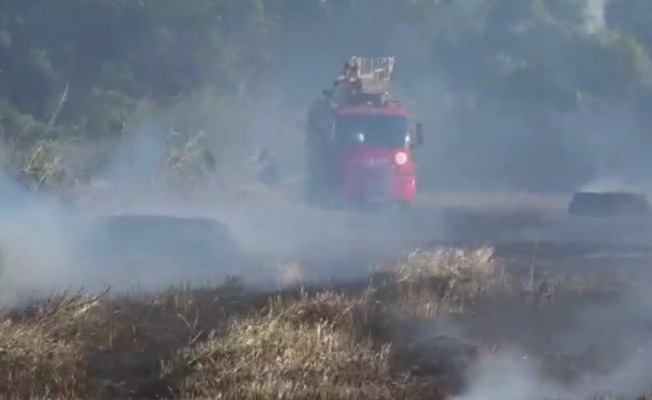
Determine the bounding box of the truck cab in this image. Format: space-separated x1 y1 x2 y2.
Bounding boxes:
305 56 424 209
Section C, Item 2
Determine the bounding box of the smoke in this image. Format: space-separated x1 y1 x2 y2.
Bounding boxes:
552 98 652 195
0 176 85 306
584 0 607 33
447 324 652 399
89 119 170 204
0 92 437 307
453 352 566 400
444 261 652 400
0 120 211 305
454 347 652 400
578 344 652 398
2 5 652 397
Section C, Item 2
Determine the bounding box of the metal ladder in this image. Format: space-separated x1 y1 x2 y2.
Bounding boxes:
348 56 395 94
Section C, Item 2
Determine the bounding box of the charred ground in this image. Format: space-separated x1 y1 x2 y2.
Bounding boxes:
2 194 652 400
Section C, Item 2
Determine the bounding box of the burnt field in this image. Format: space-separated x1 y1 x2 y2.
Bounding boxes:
1 192 652 399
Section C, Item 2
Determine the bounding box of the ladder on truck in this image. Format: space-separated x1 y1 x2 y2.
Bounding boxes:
348 56 394 94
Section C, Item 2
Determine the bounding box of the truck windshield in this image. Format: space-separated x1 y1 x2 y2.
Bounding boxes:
335 115 408 149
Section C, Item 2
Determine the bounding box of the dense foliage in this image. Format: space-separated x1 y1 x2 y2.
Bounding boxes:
1 0 651 191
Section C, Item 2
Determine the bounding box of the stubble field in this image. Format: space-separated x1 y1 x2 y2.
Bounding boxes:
1 191 652 399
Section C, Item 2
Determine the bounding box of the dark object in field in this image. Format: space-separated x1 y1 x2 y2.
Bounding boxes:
568 191 650 217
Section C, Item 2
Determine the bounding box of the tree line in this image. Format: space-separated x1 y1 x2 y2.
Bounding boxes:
1 0 651 190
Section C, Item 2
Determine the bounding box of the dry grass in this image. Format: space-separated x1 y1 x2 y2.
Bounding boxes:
0 246 642 399
0 320 87 399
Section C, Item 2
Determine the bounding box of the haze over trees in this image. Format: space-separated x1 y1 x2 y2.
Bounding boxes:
0 0 650 191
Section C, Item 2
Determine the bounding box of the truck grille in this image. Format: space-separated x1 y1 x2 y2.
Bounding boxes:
362 165 392 200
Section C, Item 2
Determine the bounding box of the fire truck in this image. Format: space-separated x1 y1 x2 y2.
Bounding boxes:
305 56 424 209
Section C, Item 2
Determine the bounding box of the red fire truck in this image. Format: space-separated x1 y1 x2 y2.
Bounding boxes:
305 56 424 209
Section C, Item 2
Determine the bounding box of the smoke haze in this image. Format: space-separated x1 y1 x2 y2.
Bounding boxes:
1 1 652 397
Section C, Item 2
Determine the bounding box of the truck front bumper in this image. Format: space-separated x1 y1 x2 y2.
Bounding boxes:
347 170 416 203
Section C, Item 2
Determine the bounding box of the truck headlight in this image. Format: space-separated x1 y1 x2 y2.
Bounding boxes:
394 151 407 165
